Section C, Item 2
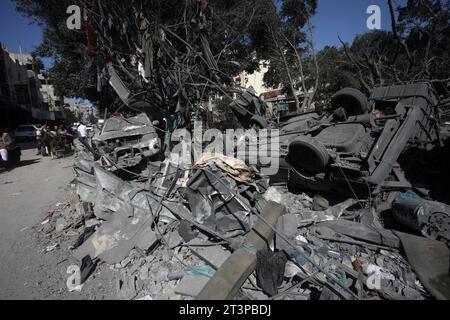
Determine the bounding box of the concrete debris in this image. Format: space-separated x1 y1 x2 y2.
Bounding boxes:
263 187 283 204
55 218 68 233
85 219 101 228
312 195 330 211
117 274 138 300
175 274 211 298
187 240 231 270
40 81 450 300
45 244 59 252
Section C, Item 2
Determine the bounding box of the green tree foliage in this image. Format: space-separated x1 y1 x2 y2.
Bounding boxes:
336 0 450 96
15 0 449 118
15 0 276 118
303 0 449 104
304 46 360 104
247 0 318 112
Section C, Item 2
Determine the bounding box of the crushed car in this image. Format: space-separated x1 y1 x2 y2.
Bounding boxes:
90 113 162 175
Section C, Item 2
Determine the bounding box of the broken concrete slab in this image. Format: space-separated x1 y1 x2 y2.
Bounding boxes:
276 214 299 252
85 219 101 228
167 231 183 249
297 199 359 225
117 274 138 300
134 225 158 252
73 211 157 264
394 231 450 300
139 265 150 280
74 202 90 219
319 220 400 248
175 274 211 297
187 241 231 270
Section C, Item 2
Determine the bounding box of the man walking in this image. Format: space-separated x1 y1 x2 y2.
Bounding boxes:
77 122 87 145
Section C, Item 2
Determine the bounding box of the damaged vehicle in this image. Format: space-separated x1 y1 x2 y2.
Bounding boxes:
283 83 441 196
90 113 162 175
229 87 269 129
239 83 441 197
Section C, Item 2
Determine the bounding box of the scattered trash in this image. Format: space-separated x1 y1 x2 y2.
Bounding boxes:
45 244 59 252
55 217 68 233
393 194 450 246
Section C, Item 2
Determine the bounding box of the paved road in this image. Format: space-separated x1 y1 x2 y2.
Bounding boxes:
0 145 74 299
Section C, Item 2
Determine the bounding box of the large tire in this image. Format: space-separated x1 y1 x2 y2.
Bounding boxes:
331 88 369 116
288 136 330 174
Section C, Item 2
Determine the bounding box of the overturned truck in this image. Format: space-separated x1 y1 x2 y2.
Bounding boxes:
258 83 442 197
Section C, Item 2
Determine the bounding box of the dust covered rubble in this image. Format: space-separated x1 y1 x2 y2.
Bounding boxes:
37 117 450 301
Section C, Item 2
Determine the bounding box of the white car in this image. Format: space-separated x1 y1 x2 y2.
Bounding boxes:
14 125 37 142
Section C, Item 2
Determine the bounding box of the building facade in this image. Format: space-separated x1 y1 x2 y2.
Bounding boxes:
234 61 272 96
0 43 65 129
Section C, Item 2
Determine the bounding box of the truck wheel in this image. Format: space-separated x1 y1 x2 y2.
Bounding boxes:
288 136 330 174
331 88 369 116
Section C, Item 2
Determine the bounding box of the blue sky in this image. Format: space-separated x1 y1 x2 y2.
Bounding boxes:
312 0 406 48
0 0 53 68
0 0 406 65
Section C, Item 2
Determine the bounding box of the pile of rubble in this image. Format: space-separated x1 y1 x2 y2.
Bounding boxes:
39 82 450 300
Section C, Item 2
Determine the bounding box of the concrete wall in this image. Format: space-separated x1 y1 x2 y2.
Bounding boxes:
0 45 65 125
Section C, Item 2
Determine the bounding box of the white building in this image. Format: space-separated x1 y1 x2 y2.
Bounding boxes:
234 61 273 96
